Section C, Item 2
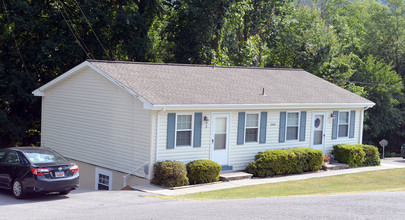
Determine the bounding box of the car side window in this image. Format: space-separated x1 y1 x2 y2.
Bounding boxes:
4 151 20 165
0 151 6 162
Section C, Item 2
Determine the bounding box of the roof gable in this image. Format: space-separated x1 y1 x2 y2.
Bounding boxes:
32 61 153 109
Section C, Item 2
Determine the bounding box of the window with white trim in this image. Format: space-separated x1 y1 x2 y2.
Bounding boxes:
176 114 193 146
95 168 112 191
338 111 349 138
245 113 259 142
286 112 300 141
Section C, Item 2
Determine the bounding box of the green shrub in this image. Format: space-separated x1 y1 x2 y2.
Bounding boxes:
153 161 189 187
290 148 323 172
246 148 323 177
357 144 381 166
186 160 222 184
332 144 365 167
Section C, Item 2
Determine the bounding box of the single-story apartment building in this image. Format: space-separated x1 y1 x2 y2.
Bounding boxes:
33 60 374 190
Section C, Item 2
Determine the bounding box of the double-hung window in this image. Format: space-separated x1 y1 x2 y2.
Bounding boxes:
245 113 259 143
176 115 193 146
338 111 349 138
286 112 299 141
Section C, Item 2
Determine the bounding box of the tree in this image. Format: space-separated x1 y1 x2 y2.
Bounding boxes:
266 5 339 72
162 0 233 64
351 56 404 152
0 0 162 147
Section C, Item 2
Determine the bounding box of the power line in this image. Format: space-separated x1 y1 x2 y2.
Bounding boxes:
69 0 142 97
330 78 401 88
72 0 113 61
57 0 95 59
55 0 95 59
2 0 29 74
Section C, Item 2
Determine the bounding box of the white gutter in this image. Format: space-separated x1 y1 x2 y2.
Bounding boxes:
151 103 375 111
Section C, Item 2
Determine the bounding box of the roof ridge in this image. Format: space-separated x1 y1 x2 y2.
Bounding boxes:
87 59 305 72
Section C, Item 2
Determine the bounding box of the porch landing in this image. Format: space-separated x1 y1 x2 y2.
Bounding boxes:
219 171 253 181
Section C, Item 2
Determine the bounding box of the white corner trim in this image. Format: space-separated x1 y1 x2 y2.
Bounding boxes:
31 61 153 110
32 61 91 96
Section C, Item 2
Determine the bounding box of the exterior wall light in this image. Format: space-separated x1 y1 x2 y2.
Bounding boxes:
203 116 209 128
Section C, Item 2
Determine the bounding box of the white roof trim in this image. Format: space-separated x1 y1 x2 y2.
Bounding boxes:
32 61 153 110
151 103 375 111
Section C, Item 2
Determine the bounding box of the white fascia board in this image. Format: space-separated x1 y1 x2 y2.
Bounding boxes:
32 61 153 110
32 61 90 96
151 102 375 111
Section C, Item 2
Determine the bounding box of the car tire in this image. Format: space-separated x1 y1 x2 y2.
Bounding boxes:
59 190 71 195
12 179 25 199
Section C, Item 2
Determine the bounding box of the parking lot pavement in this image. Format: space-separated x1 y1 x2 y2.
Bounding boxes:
0 158 404 220
0 188 103 206
0 188 159 219
1 187 405 220
380 157 405 167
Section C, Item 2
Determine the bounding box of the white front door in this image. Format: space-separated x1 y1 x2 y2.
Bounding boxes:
210 113 229 165
311 112 326 152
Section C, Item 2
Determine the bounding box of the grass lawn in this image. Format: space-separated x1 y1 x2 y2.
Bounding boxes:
162 168 405 200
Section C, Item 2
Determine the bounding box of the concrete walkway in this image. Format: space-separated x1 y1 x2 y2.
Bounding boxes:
133 157 405 196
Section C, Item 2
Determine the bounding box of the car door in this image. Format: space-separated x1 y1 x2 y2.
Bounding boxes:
0 150 8 188
1 151 21 188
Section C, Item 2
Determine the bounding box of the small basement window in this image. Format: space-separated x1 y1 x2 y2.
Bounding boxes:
95 168 112 191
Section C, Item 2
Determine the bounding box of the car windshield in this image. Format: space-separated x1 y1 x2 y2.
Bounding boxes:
23 149 68 163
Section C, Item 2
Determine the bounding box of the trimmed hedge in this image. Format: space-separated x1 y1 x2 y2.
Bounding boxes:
332 144 365 167
186 160 222 184
291 148 324 172
358 144 381 166
246 148 323 177
333 144 380 167
153 161 189 187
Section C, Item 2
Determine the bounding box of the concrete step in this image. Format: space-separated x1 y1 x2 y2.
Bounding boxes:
220 171 253 181
322 162 350 171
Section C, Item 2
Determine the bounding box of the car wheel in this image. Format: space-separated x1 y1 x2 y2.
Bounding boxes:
12 180 25 199
59 190 71 195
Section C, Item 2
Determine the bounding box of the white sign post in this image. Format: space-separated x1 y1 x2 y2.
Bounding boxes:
379 139 388 159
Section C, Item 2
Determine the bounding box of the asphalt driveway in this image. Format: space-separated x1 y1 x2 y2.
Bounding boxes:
0 188 405 220
0 158 404 219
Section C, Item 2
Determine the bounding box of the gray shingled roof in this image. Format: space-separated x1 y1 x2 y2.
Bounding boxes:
88 60 373 106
